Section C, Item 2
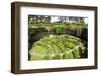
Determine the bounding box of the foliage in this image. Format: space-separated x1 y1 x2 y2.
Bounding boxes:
29 35 87 60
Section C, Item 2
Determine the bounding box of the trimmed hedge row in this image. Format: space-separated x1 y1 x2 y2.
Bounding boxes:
29 35 87 60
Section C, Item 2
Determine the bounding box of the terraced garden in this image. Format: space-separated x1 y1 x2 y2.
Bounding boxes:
28 15 88 60
29 35 87 60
